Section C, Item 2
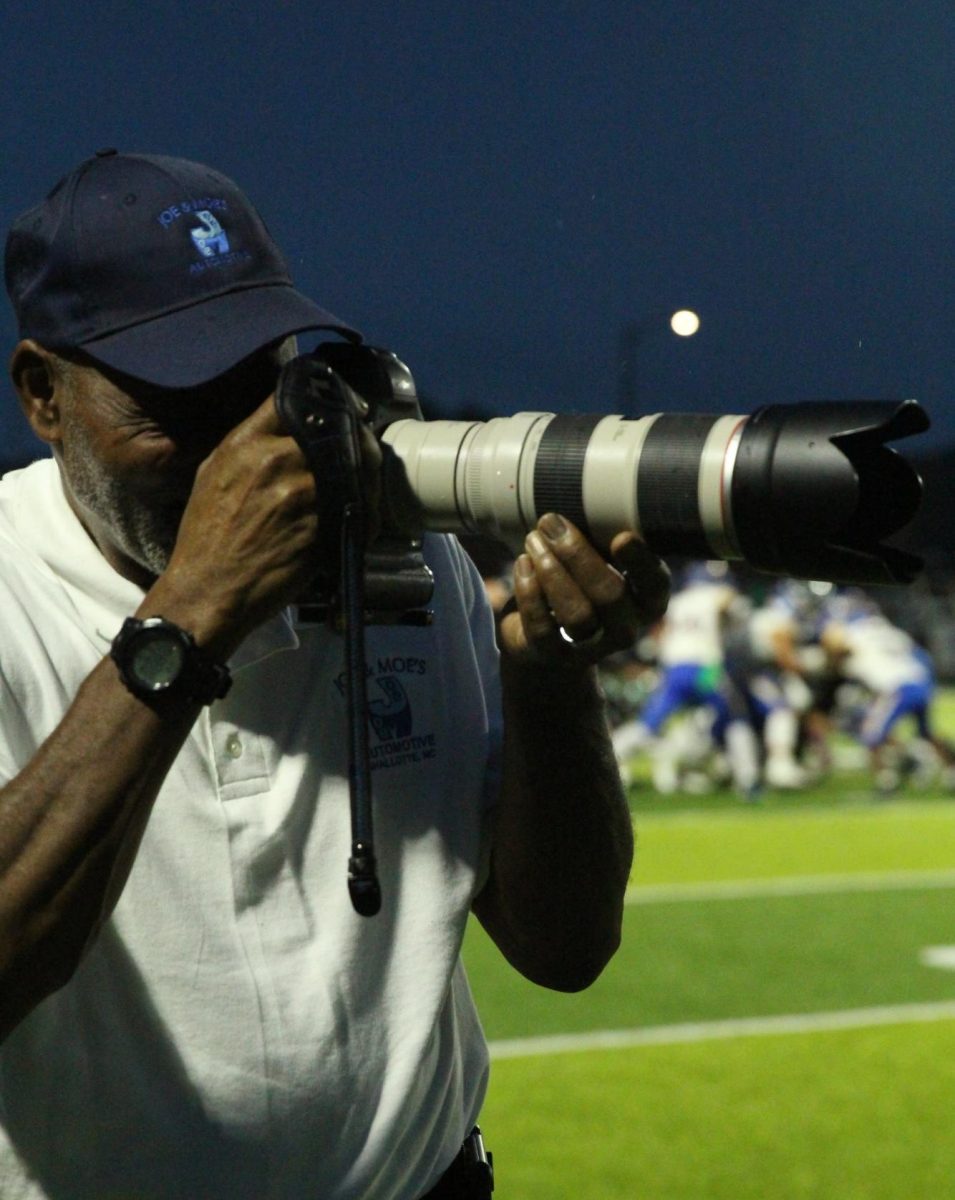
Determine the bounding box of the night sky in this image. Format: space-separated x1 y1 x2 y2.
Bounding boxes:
2 2 952 467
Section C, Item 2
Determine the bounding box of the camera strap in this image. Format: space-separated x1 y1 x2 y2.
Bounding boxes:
275 356 382 917
341 499 382 917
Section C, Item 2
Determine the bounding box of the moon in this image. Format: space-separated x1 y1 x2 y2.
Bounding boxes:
670 309 700 337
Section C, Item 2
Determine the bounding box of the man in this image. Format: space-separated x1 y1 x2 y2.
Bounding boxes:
0 151 668 1199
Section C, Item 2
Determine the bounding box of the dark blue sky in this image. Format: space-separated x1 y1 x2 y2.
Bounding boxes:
3 2 953 464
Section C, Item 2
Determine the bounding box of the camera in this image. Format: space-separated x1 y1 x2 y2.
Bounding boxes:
277 343 929 618
275 343 930 916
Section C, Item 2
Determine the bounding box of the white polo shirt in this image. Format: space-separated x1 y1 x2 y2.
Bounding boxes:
0 459 502 1200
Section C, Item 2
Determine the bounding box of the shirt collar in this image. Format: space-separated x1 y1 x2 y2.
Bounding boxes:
9 459 299 671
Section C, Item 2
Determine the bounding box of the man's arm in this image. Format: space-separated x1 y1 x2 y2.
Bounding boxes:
473 515 669 991
0 399 333 1040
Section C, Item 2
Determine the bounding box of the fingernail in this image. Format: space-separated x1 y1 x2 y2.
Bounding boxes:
525 530 547 557
539 513 567 541
515 554 534 579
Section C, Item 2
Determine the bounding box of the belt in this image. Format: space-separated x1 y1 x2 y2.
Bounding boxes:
420 1126 494 1199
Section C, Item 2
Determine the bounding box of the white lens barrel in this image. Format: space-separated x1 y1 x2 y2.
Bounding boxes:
381 418 477 532
382 410 748 558
578 414 656 549
382 413 555 549
457 412 555 545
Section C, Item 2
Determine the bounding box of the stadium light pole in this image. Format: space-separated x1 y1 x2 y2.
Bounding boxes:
617 308 700 415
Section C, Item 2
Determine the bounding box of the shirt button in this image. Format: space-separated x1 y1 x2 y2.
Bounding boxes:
226 733 243 759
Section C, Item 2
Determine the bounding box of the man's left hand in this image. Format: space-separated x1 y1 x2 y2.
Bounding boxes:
498 513 670 669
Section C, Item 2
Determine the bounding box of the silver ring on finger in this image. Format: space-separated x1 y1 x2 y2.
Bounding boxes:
558 624 604 650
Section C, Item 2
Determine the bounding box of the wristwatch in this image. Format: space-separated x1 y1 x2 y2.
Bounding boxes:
110 616 232 706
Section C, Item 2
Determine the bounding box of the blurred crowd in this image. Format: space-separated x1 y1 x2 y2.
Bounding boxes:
464 534 955 802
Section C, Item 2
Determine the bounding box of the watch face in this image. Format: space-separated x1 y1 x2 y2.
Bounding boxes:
131 630 187 690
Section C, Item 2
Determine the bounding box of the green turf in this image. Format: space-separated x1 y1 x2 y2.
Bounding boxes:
464 697 955 1198
465 884 955 1039
630 801 955 885
478 1020 955 1199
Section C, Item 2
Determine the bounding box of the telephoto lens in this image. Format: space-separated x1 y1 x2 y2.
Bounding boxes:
294 343 929 589
380 400 928 586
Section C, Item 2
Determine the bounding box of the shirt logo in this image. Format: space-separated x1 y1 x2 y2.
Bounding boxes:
369 676 413 740
334 655 437 771
190 211 230 258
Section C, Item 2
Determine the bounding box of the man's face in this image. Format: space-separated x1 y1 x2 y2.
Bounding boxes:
55 343 291 584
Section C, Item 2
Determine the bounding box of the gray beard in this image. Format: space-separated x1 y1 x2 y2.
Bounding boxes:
73 469 179 578
59 433 183 580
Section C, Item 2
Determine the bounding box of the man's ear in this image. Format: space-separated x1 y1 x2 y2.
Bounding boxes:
9 340 64 447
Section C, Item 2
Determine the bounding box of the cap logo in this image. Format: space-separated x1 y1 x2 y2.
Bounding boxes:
190 211 230 258
156 196 228 228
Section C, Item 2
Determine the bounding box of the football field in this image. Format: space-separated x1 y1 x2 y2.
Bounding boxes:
462 694 955 1198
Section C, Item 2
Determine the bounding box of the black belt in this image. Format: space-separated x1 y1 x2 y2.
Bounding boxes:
420 1127 494 1199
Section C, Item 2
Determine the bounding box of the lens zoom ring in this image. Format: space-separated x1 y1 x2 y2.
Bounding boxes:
533 415 603 535
637 414 717 557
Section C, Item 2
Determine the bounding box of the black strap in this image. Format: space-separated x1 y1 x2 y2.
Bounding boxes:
342 501 381 917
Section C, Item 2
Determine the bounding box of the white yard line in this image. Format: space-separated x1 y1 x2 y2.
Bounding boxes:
488 1000 955 1060
632 799 955 826
625 868 955 905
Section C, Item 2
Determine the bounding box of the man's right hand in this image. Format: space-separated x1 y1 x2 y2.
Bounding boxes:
145 391 381 660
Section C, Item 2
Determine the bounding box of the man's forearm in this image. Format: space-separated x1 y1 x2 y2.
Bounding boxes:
474 657 634 992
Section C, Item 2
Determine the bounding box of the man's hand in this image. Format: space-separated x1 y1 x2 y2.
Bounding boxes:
498 513 670 669
152 393 382 659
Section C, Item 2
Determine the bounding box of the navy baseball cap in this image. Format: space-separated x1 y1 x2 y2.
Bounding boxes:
4 149 360 387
